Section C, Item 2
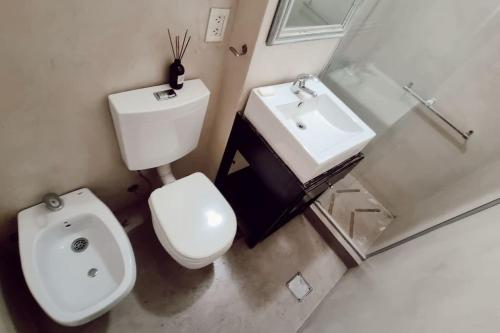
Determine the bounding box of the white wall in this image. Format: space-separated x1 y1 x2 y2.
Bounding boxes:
322 0 500 245
0 0 237 238
301 204 500 333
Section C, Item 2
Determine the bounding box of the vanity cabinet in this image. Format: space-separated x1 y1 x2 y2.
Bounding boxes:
215 113 363 248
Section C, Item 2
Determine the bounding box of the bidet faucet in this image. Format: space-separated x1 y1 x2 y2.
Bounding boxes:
291 73 318 97
42 193 64 212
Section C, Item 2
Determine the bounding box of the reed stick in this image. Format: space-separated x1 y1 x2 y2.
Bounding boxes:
176 36 179 59
167 29 175 59
180 36 191 60
180 29 188 56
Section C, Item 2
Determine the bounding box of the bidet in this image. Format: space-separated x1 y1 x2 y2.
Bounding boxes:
18 188 136 326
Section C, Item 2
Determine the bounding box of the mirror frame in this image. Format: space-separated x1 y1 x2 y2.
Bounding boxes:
266 0 362 45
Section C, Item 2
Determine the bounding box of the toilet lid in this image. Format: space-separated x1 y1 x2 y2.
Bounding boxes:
149 172 237 260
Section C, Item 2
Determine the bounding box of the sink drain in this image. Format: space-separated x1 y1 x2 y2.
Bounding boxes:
296 121 307 130
71 237 89 253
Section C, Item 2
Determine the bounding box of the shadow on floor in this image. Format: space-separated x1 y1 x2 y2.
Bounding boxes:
129 223 214 316
0 238 43 333
36 313 111 333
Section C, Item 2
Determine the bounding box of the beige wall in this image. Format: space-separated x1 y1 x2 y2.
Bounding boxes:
205 0 268 177
207 0 340 176
301 203 500 333
0 0 342 238
0 0 237 237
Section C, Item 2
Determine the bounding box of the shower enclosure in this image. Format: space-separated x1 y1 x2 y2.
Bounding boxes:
316 0 500 257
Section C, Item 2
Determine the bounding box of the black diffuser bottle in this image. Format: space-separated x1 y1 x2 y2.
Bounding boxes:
167 28 191 90
169 59 185 89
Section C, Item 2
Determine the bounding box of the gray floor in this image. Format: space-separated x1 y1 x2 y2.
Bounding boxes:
25 214 346 333
300 203 500 333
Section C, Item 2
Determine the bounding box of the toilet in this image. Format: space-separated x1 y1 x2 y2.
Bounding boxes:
108 79 237 269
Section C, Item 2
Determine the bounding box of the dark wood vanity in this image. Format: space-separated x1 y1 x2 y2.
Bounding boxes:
215 113 363 248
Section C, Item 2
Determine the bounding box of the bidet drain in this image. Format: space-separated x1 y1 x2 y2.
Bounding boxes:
71 237 89 253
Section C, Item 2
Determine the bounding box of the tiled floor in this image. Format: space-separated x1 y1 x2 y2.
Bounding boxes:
317 174 395 254
12 213 346 333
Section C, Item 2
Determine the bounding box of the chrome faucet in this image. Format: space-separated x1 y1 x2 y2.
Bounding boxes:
291 73 318 97
42 193 64 212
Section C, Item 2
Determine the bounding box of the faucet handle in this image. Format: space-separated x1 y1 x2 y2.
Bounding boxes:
296 73 316 80
294 73 318 87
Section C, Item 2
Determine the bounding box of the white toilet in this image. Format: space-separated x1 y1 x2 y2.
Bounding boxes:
108 79 237 269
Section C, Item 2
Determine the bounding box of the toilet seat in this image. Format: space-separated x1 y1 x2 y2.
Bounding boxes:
148 172 237 269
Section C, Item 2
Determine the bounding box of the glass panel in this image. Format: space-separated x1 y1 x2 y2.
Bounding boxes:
318 0 500 256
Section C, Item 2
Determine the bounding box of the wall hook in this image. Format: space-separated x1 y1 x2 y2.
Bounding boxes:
229 44 247 57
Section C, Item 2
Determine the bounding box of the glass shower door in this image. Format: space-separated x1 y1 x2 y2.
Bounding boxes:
317 0 500 256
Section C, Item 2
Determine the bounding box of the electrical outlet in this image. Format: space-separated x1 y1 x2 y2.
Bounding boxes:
205 8 230 42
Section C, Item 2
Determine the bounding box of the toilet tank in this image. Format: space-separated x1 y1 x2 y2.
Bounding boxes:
108 79 210 170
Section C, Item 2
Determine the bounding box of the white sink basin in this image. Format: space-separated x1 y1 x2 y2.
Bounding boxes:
18 188 136 326
245 80 376 183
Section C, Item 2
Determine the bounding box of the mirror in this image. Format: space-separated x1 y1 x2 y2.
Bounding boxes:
267 0 361 45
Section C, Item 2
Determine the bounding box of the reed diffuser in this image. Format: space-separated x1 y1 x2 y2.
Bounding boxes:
167 28 191 90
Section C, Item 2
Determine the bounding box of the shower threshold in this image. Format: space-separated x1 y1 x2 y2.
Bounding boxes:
310 174 500 261
316 174 395 256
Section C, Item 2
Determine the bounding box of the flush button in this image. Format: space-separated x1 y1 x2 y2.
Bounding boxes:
154 89 177 101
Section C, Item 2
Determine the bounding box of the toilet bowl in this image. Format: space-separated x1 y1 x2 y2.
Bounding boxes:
149 172 236 269
108 79 237 269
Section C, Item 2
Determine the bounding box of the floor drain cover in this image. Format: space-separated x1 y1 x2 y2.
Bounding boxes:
286 272 312 302
71 237 89 253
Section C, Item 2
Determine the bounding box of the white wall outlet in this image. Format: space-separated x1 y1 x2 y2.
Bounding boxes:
205 8 230 42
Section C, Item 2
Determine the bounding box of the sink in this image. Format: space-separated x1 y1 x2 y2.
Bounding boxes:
18 188 136 326
244 80 376 183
